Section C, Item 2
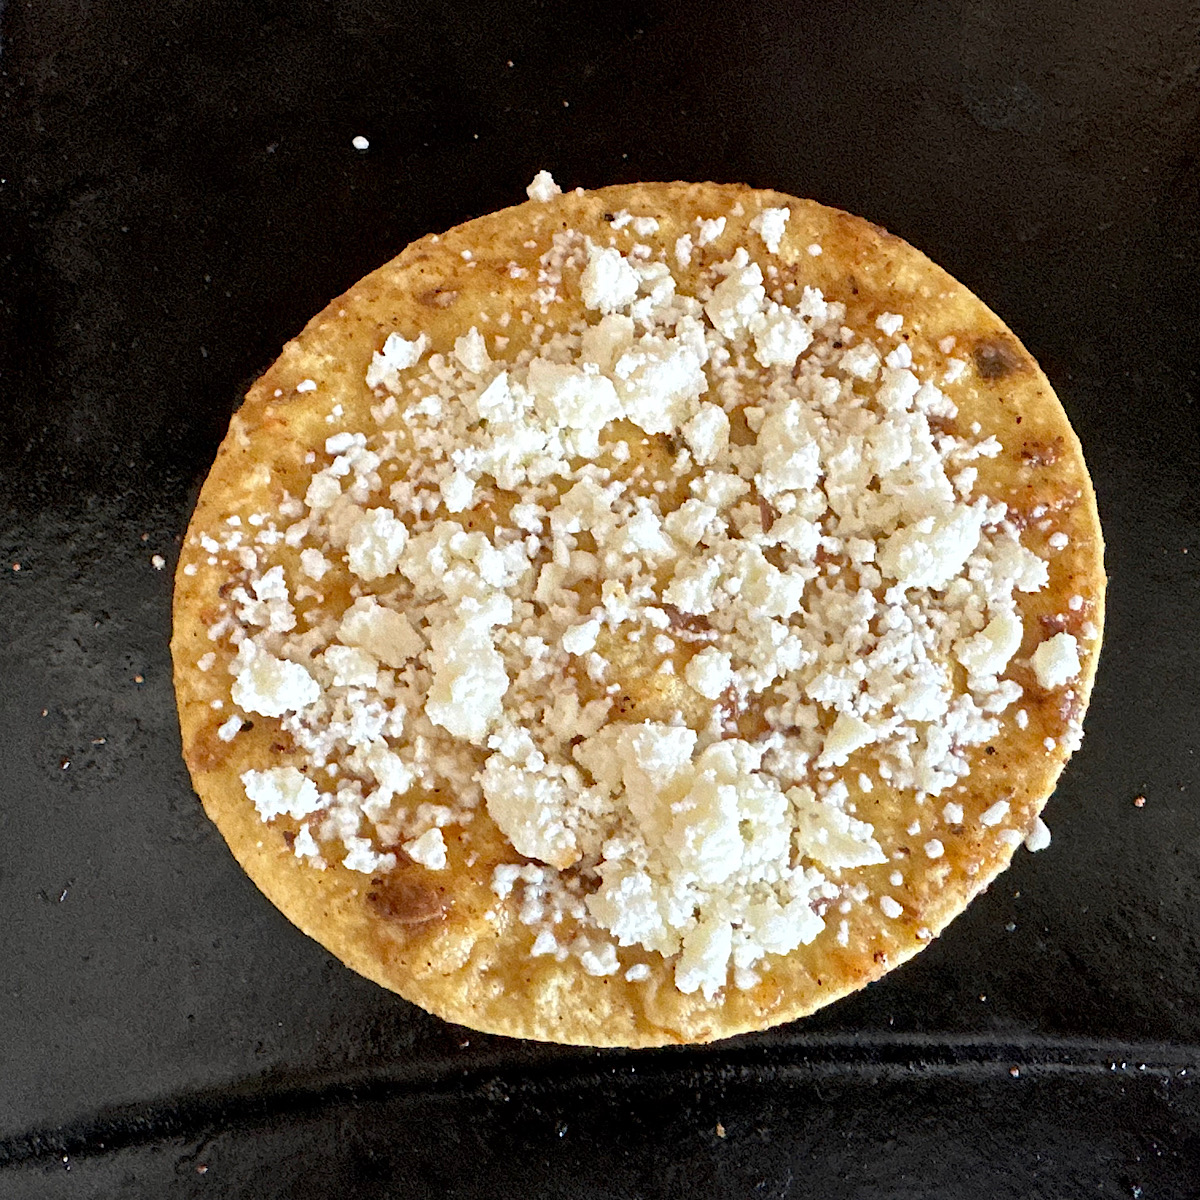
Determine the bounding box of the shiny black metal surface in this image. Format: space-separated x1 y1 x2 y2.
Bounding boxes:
2 0 1198 1194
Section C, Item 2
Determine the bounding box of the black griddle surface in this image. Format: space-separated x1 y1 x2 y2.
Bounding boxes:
2 1 1199 1195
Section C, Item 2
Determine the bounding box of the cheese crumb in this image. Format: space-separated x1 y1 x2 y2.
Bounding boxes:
581 244 639 313
1031 632 1081 690
232 644 319 717
526 170 562 203
241 766 322 821
980 800 1010 827
685 647 734 699
818 713 876 768
426 619 509 743
346 507 408 581
694 216 726 246
562 619 601 655
749 206 789 253
1024 817 1051 852
338 597 422 667
341 836 396 874
404 827 448 870
955 611 1022 679
366 332 429 391
217 714 243 742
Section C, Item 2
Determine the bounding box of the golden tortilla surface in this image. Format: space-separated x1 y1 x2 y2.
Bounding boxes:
172 182 1105 1046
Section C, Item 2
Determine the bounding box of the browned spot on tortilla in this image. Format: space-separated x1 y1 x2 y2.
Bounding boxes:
973 335 1028 379
419 288 459 308
367 876 449 926
187 723 230 773
758 497 778 533
864 218 901 245
1021 437 1064 467
663 604 713 636
1059 690 1083 727
1040 612 1070 635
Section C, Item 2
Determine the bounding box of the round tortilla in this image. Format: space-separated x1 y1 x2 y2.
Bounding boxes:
172 182 1105 1046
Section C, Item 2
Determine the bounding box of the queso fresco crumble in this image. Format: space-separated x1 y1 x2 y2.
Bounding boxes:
186 174 1092 1001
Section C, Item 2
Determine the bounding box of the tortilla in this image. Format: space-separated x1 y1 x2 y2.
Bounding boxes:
172 181 1105 1046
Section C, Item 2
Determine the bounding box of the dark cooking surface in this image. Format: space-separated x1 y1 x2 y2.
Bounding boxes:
2 0 1199 1194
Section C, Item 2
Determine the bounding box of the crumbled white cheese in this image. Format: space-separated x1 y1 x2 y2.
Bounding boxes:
526 170 562 203
581 244 639 313
440 469 476 513
341 836 396 874
675 915 732 998
241 766 322 821
980 799 1010 827
232 643 319 717
749 206 789 253
299 548 330 580
817 713 876 768
426 618 509 743
955 611 1023 680
338 597 422 667
217 714 243 742
562 619 601 656
453 326 492 376
482 750 580 869
366 332 429 391
1031 632 1081 690
346 507 409 581
1024 816 1051 852
613 335 707 434
705 257 765 339
404 827 448 870
681 404 730 465
685 647 734 699
528 358 622 431
878 506 984 592
321 644 379 688
694 216 726 246
753 304 812 369
792 788 887 869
